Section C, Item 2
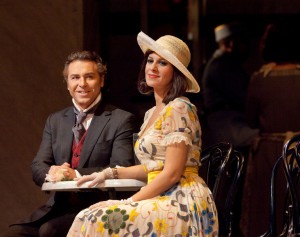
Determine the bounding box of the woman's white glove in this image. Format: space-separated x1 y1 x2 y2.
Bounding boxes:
75 167 116 188
89 198 133 210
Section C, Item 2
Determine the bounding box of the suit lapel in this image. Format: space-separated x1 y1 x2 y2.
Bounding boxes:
78 102 112 167
60 107 75 163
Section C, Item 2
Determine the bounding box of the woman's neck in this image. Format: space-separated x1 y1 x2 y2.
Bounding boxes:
154 93 165 107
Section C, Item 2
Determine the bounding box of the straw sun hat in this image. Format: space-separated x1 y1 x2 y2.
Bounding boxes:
137 31 200 93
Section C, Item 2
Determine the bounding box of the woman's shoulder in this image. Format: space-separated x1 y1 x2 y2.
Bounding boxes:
168 97 197 110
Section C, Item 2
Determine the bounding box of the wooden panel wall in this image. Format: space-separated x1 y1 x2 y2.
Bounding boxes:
0 0 83 232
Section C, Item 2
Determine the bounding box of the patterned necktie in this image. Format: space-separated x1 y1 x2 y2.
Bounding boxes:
72 109 87 144
72 104 98 144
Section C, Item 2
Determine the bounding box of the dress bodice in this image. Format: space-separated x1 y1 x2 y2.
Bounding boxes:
134 97 202 172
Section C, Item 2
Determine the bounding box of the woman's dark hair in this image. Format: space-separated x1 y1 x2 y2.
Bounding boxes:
137 50 188 104
260 19 300 63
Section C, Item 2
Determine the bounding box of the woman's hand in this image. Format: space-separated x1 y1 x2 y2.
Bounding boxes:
89 200 121 209
75 167 118 187
89 198 133 210
75 171 106 187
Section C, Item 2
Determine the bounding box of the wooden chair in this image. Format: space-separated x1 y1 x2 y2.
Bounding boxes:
261 134 300 237
200 142 245 236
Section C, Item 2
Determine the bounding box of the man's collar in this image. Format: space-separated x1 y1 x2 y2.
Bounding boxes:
72 93 102 112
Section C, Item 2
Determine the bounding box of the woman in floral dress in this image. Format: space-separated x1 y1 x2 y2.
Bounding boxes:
67 31 218 237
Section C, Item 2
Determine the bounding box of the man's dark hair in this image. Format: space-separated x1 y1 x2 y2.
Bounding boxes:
63 51 107 80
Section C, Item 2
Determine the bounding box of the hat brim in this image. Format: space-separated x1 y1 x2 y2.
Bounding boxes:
137 31 200 93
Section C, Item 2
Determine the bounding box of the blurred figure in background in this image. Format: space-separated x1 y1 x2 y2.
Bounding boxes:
202 22 259 153
241 18 300 236
201 22 259 236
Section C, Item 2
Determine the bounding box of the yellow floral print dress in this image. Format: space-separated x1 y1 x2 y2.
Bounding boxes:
67 97 219 237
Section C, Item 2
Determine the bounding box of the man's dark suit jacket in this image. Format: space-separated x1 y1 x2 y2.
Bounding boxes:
16 101 136 224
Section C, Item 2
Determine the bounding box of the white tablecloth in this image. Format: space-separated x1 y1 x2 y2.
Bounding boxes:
42 179 146 192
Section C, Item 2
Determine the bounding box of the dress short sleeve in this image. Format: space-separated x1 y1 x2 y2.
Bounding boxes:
156 98 201 148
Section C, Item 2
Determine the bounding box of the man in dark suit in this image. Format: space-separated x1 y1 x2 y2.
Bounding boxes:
2 51 136 237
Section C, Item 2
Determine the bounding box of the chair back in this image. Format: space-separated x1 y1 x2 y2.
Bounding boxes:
200 142 245 236
281 135 300 235
262 134 300 237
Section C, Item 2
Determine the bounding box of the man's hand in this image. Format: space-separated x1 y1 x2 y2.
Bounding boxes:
45 162 76 182
60 163 76 180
